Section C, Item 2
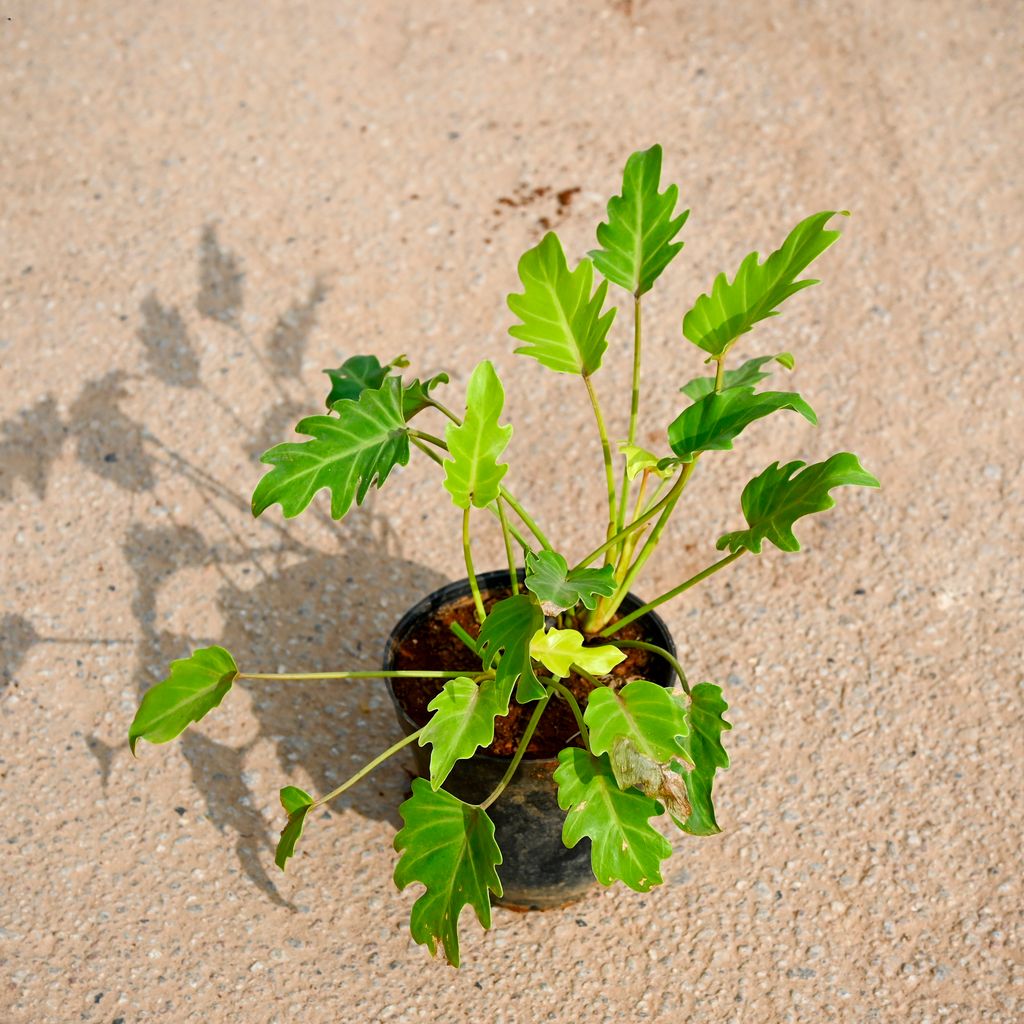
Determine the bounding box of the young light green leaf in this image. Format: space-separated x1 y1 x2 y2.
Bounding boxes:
528 628 625 680
252 377 409 520
667 385 817 463
393 779 502 967
508 232 616 376
618 442 676 481
476 594 546 705
420 677 502 789
589 144 689 296
401 372 449 420
680 353 795 402
128 646 238 755
275 785 314 870
323 354 390 408
683 211 847 357
585 680 691 776
554 748 672 891
443 361 513 510
523 550 617 611
716 452 880 554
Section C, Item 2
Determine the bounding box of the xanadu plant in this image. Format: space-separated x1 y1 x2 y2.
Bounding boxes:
129 145 879 965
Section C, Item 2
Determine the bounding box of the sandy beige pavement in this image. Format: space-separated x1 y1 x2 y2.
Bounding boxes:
1 1 1021 1021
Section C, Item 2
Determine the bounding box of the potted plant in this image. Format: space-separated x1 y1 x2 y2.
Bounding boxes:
128 145 879 966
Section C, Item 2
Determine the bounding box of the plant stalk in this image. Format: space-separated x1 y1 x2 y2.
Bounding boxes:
314 727 424 808
608 639 689 694
582 373 618 565
237 670 479 681
548 678 590 748
598 550 745 637
614 293 643 538
478 689 552 811
496 497 520 595
462 508 486 623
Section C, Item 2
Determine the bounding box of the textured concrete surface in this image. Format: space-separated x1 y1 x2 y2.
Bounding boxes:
1 2 1021 1021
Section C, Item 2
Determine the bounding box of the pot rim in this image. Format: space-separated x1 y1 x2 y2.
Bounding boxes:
382 569 677 766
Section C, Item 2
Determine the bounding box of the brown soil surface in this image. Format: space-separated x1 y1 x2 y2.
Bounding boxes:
390 589 660 757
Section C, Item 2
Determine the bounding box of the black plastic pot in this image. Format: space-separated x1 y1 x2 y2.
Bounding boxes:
383 569 677 911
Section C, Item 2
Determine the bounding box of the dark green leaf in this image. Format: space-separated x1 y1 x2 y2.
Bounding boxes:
671 763 720 836
683 211 847 357
508 232 616 376
589 144 689 295
275 786 314 870
128 646 238 754
524 550 617 611
683 682 731 775
443 361 512 510
252 377 409 520
393 779 502 967
680 352 795 402
554 748 672 891
667 385 817 463
476 595 546 705
717 452 880 554
323 354 390 408
420 677 502 789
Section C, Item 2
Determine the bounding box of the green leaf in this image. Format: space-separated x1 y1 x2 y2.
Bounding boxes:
618 442 676 481
508 232 616 376
672 682 733 836
393 779 502 967
523 550 617 611
252 377 410 520
589 144 689 296
476 594 546 705
443 361 513 509
128 646 238 754
585 680 690 776
528 628 625 680
323 354 390 408
275 786 314 870
401 372 449 420
683 211 847 357
717 452 880 554
680 352 795 402
554 748 672 891
667 385 817 464
420 677 502 789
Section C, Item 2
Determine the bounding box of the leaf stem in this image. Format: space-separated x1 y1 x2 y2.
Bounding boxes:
313 727 424 808
237 670 479 681
498 486 553 552
607 639 690 694
614 293 643 540
548 679 590 748
598 550 745 637
583 373 618 565
462 508 486 624
478 688 552 811
714 356 726 393
496 497 520 595
448 621 479 657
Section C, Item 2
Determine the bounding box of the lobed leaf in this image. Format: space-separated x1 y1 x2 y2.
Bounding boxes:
683 211 847 357
476 594 546 705
554 748 672 891
420 677 502 789
528 628 625 680
275 786 314 870
443 361 513 510
393 779 502 967
716 452 880 554
667 385 817 464
680 352 795 402
508 232 616 377
401 372 449 420
673 683 732 836
252 377 410 520
524 550 617 611
323 354 391 408
585 680 691 779
128 646 238 755
589 144 689 296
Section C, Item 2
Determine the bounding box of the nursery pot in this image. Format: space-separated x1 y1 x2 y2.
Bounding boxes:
383 569 677 911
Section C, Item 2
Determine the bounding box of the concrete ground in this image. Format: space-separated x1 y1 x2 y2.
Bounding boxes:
1 2 1021 1021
